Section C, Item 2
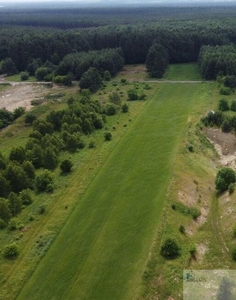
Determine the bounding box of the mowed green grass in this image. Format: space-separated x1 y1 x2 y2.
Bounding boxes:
17 83 203 300
164 63 202 81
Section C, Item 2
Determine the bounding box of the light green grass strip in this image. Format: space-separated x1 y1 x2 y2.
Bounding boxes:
17 83 201 300
164 63 202 81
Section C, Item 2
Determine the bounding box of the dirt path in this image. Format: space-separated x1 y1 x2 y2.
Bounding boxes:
130 80 209 83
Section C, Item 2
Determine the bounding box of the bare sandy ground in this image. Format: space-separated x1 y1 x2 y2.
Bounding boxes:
204 128 236 169
0 83 48 112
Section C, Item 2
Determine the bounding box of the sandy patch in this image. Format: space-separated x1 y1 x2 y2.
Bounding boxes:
196 243 208 261
204 128 236 169
0 83 49 112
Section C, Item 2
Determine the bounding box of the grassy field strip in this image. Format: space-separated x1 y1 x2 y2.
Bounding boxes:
17 83 201 300
0 88 150 300
163 63 202 81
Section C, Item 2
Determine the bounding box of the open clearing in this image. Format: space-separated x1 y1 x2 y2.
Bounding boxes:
17 83 204 300
0 83 47 111
163 63 202 81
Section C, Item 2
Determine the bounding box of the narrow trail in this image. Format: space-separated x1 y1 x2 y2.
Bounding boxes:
131 80 211 83
0 80 211 86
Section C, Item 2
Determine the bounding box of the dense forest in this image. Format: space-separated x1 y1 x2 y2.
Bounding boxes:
1 6 236 81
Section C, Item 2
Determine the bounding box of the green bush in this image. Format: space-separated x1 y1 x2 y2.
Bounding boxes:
20 71 29 81
171 202 201 220
8 218 18 231
191 208 201 220
88 139 96 148
229 183 235 194
109 92 121 106
139 92 146 100
218 99 229 111
189 244 196 258
187 144 194 153
60 159 73 173
127 89 139 101
13 107 25 119
215 167 236 192
3 243 19 259
25 113 37 125
35 170 54 192
231 100 236 112
38 205 46 215
220 87 231 95
104 131 112 141
121 103 129 113
103 70 111 81
233 225 236 238
20 189 33 205
179 225 185 234
232 247 236 261
160 238 180 259
106 103 117 116
0 218 7 229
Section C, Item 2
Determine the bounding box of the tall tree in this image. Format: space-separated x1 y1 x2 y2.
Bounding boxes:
79 67 102 93
145 43 169 78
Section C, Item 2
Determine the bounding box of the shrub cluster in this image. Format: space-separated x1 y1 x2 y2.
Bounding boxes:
201 99 236 133
171 202 201 220
0 107 25 130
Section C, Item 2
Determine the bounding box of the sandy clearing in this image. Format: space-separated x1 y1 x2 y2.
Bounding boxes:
0 83 49 112
204 128 236 169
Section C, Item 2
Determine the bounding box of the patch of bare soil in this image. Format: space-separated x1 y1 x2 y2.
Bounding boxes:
178 177 210 237
120 65 147 81
196 243 209 261
204 128 236 169
0 83 48 112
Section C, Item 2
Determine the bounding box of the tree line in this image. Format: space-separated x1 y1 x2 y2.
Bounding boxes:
199 45 236 79
1 6 236 29
2 7 236 81
56 48 124 80
1 20 236 77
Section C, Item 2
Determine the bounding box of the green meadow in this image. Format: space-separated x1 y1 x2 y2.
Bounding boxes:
163 63 202 81
17 83 205 300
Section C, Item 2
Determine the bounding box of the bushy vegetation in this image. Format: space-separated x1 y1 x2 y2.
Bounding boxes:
104 131 112 141
160 238 180 259
0 108 23 129
215 168 236 192
3 242 20 259
0 88 125 228
201 98 236 133
171 202 201 220
60 159 73 173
